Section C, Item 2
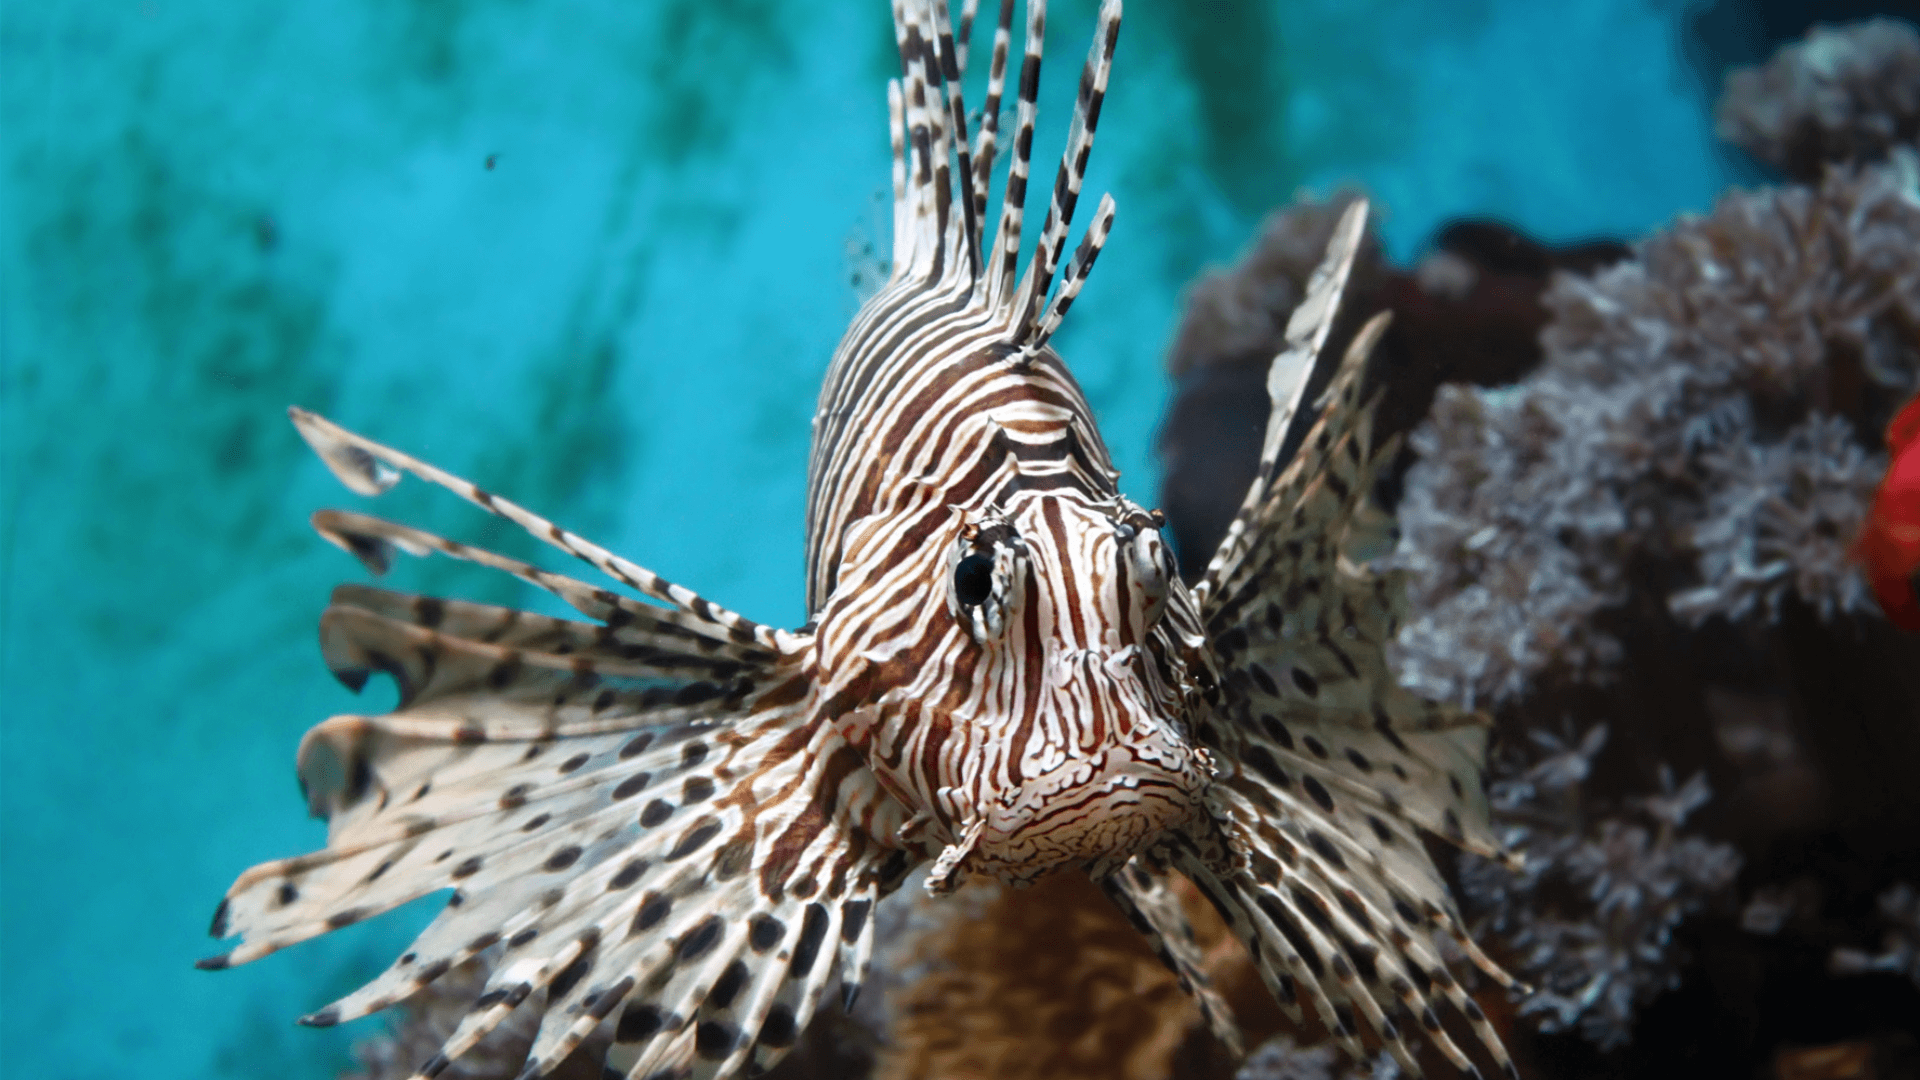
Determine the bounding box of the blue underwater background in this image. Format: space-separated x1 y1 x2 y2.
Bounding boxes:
0 1 1755 1076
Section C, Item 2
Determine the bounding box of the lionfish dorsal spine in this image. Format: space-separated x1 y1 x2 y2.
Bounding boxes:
1010 0 1120 348
1031 191 1116 345
885 0 1123 360
966 0 1014 221
984 0 1044 312
927 0 982 274
1193 199 1373 607
891 0 964 284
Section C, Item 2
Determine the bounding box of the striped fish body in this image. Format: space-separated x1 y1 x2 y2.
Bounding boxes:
200 2 1529 1078
807 330 1215 887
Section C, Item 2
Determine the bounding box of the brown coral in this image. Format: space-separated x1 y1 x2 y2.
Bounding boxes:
873 873 1281 1080
1717 18 1920 182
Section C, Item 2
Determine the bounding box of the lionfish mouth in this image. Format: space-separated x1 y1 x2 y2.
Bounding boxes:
981 647 1210 874
966 779 1204 886
966 720 1212 886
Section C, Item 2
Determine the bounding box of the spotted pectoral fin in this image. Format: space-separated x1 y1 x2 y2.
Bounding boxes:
206 631 917 1080
1200 305 1388 642
1173 823 1519 1080
1198 200 1376 600
1207 519 1511 865
513 725 913 1080
1177 730 1521 1080
1097 859 1243 1058
207 577 919 1080
1188 281 1519 1075
206 611 793 975
1193 260 1513 870
1224 617 1510 866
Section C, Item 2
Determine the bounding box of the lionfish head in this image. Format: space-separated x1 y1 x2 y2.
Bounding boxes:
937 494 1212 881
814 483 1213 890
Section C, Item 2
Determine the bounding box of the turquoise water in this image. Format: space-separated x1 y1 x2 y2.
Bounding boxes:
0 2 1724 1076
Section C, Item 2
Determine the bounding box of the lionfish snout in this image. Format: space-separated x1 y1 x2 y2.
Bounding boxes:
964 658 1214 886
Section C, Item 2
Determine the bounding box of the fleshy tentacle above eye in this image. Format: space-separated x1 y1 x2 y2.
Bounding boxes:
203 412 921 1080
1182 201 1525 1078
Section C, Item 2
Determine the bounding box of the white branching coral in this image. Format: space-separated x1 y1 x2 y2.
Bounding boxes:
1390 155 1920 706
1457 728 1742 1051
1671 413 1883 624
1717 18 1920 182
1232 1035 1401 1080
1233 1036 1340 1080
1389 384 1634 706
1830 883 1920 989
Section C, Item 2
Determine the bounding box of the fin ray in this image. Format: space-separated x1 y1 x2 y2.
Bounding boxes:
291 408 795 655
1098 859 1244 1057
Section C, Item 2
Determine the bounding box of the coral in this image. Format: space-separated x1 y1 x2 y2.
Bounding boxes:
1738 877 1824 937
1390 154 1920 706
1231 1035 1404 1080
873 873 1235 1080
1234 1036 1339 1080
1669 412 1883 624
1717 18 1920 182
1457 727 1742 1051
1831 883 1920 989
1387 384 1630 706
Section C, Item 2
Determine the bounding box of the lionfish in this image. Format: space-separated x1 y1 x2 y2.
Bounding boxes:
203 1 1522 1077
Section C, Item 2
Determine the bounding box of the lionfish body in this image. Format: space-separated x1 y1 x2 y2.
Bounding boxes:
205 2 1523 1078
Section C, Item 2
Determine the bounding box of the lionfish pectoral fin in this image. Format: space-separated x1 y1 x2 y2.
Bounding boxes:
294 405 400 496
1198 199 1374 601
1169 827 1519 1080
1097 858 1245 1058
212 637 916 1080
288 408 797 655
1186 208 1521 1079
207 416 919 1080
1193 220 1516 867
1198 318 1516 870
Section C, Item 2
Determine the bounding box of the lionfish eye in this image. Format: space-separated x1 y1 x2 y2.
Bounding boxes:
954 553 995 607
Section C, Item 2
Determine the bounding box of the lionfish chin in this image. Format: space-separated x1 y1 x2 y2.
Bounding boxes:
202 2 1523 1077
